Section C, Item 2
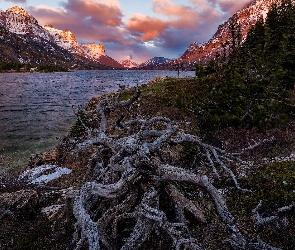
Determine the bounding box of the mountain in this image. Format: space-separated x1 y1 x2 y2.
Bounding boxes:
120 56 139 68
1 6 51 40
138 57 171 69
0 6 122 69
80 43 123 68
171 0 283 68
0 19 79 69
80 43 106 59
120 56 171 69
43 24 123 68
44 25 80 51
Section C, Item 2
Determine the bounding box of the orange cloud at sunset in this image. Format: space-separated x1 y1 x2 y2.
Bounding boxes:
126 14 168 41
153 0 195 17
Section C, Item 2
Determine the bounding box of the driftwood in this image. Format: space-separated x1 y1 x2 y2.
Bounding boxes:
69 86 281 250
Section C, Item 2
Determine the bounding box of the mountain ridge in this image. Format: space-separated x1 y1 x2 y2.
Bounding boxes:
172 0 287 68
0 6 123 69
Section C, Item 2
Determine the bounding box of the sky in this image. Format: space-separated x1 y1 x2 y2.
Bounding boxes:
0 0 250 63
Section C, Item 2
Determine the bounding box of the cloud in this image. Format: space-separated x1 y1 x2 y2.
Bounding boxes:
218 0 249 15
27 0 251 63
60 0 123 26
153 0 196 17
28 0 125 43
4 0 26 3
121 0 250 62
126 13 168 41
99 0 120 7
125 0 223 51
206 0 250 15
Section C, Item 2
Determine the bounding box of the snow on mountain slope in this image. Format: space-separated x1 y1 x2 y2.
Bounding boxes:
1 6 51 40
138 57 171 69
120 56 139 68
140 57 171 67
44 25 79 50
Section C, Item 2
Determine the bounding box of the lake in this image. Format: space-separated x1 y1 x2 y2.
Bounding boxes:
0 70 195 171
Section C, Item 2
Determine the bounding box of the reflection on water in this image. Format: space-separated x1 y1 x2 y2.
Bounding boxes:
0 70 195 170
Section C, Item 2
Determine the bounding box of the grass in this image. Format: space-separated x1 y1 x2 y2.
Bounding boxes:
229 161 295 215
227 161 295 249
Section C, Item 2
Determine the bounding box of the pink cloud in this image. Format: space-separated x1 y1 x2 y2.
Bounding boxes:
4 0 26 3
153 0 196 17
126 14 168 41
61 0 123 27
27 0 252 63
151 0 224 30
218 0 249 15
27 0 126 43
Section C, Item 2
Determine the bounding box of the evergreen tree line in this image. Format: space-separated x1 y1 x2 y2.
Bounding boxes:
0 61 69 72
194 0 295 131
0 61 30 71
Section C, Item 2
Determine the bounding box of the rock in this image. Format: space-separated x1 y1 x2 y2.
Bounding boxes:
0 189 38 217
19 165 72 185
41 204 64 219
28 149 58 168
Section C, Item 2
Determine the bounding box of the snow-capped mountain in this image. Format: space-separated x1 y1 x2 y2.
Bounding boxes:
0 6 52 41
42 25 121 68
120 56 139 68
138 57 171 69
140 57 171 67
176 0 286 67
0 22 77 67
0 6 122 68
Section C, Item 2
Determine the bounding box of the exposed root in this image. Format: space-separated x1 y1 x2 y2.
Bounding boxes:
68 86 281 249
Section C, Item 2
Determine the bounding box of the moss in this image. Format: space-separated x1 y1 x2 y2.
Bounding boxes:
227 161 295 249
239 161 295 209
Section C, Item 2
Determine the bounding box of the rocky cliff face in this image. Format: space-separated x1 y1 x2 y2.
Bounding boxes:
80 43 106 59
43 25 121 68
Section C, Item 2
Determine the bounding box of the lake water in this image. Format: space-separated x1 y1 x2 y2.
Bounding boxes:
0 70 195 171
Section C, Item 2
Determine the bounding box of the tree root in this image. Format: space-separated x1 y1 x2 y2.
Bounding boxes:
68 86 281 249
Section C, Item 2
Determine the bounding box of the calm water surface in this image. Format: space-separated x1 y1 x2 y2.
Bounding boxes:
0 70 195 170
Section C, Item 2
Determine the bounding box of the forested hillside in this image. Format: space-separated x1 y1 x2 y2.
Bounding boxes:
194 0 295 131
